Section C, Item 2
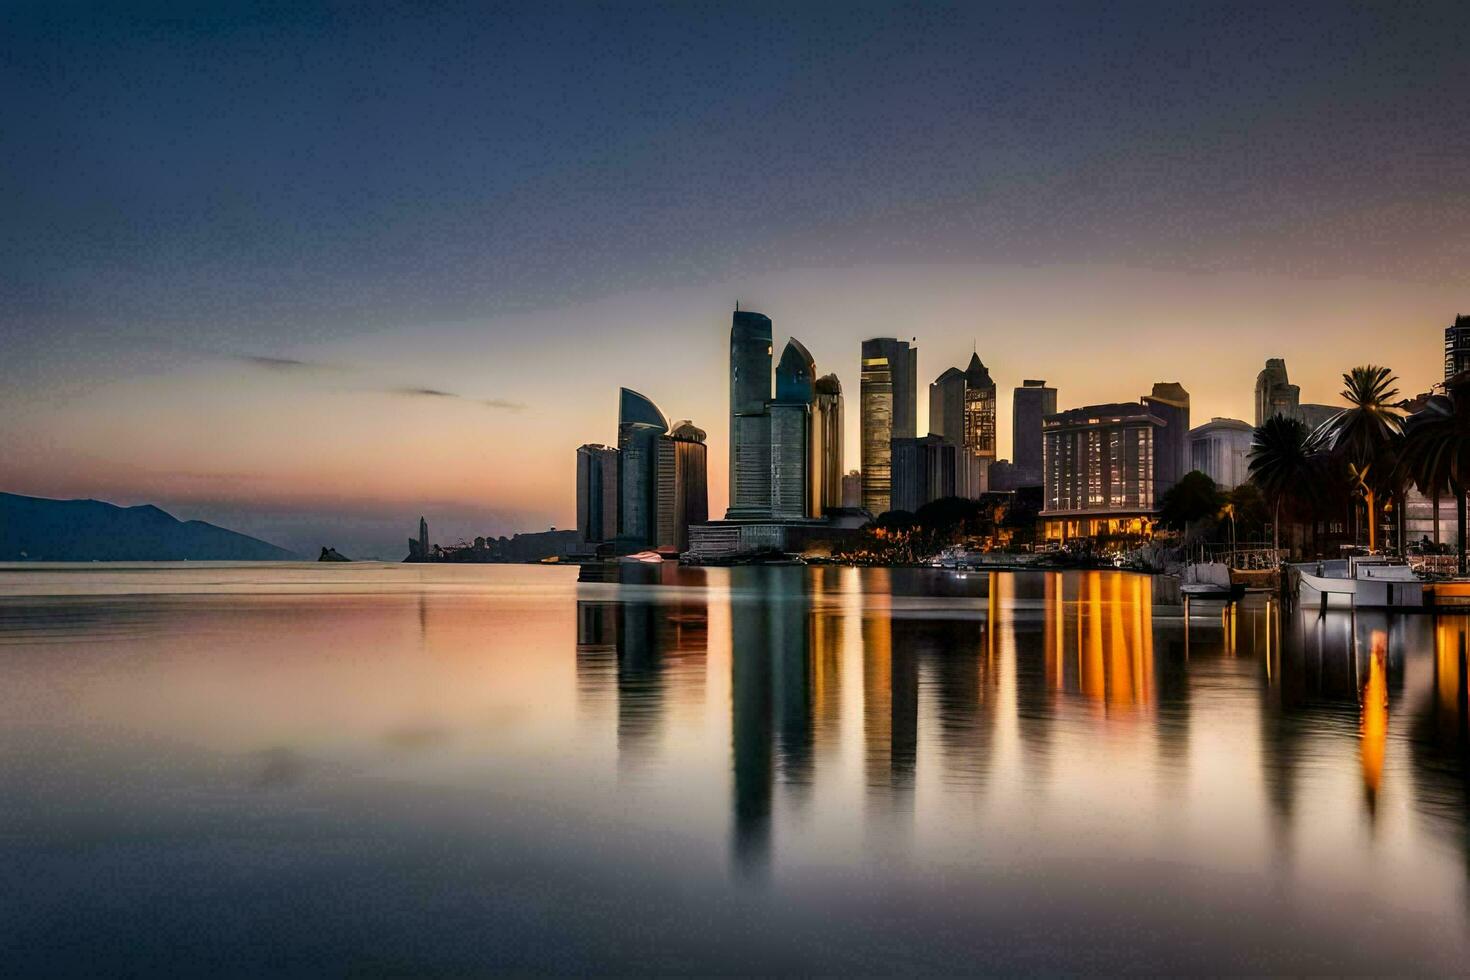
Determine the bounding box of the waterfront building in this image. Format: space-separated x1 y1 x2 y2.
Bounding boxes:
1255 358 1301 425
770 339 817 519
1187 418 1253 490
860 337 918 514
617 387 670 549
419 516 429 556
1144 382 1190 492
575 444 620 544
928 353 996 497
1011 379 1056 488
657 421 708 552
891 435 956 514
1040 384 1189 542
1446 314 1470 380
728 309 774 519
814 374 844 512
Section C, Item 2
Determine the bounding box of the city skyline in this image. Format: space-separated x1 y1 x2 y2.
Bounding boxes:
3 2 1467 556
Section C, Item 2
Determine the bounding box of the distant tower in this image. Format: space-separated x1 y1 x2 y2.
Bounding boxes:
418 516 429 557
659 421 709 551
770 338 817 519
1254 358 1301 426
1446 315 1470 380
728 309 774 519
617 387 669 549
927 352 994 497
813 374 844 512
576 444 620 544
1144 382 1191 494
860 337 918 515
1011 380 1057 489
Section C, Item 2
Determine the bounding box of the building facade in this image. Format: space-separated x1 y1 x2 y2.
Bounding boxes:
860 337 918 515
769 338 816 519
1255 358 1301 426
928 353 996 497
575 443 620 544
1011 379 1056 488
891 435 957 514
617 387 670 549
814 374 844 512
728 309 774 519
1040 387 1189 542
657 421 708 552
1187 418 1253 490
1446 314 1470 380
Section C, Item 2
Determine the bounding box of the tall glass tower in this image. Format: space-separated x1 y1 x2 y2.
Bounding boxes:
728 310 774 519
860 337 917 515
617 387 669 549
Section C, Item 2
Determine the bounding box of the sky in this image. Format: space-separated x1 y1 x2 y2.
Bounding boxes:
2 0 1468 557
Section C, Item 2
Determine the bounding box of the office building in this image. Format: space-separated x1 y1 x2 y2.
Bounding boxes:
770 339 817 519
1011 379 1056 488
575 443 620 544
657 422 708 552
1188 418 1253 490
860 337 918 514
1446 314 1470 380
891 435 956 514
617 387 669 548
928 353 996 497
814 374 844 512
1144 382 1190 492
1039 383 1189 542
728 309 774 519
1255 358 1300 426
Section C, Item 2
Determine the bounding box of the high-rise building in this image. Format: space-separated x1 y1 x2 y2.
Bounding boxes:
1446 315 1470 380
728 310 774 519
1188 418 1253 490
575 444 620 544
1011 379 1057 488
891 435 956 514
860 337 917 515
770 339 816 519
841 470 863 508
813 374 844 512
1040 383 1189 543
928 353 996 496
1254 358 1301 426
657 422 708 552
617 387 669 548
1144 382 1190 492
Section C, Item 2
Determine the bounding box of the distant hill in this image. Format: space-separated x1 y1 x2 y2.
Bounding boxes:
0 492 299 561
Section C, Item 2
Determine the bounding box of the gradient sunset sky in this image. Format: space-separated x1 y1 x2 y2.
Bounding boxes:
3 1 1467 556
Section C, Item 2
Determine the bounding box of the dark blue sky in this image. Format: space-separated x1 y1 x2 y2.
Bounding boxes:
2 1 1467 554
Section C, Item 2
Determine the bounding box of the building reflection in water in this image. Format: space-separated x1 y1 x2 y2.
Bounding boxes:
575 563 708 776
572 566 1470 888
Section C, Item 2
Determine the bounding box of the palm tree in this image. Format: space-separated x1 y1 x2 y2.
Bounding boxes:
1318 365 1404 552
1398 374 1470 575
1249 414 1319 558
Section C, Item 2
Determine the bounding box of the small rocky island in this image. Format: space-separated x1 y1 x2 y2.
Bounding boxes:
318 547 351 562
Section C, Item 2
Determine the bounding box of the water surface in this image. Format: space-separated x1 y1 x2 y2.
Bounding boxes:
1 563 1467 973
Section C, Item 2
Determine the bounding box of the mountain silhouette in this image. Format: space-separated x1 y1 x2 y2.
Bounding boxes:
0 492 298 561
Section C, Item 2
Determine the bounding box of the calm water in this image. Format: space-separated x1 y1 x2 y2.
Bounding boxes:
2 562 1468 973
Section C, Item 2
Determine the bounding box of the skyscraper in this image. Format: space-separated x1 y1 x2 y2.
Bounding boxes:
658 421 708 552
1144 382 1190 492
617 387 669 548
1254 358 1301 425
891 435 956 513
1012 379 1057 488
770 339 816 519
1446 314 1470 380
575 443 619 544
860 337 917 514
928 353 995 496
813 374 844 512
728 309 774 519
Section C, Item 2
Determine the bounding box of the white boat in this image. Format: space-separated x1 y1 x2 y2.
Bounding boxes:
1295 557 1425 609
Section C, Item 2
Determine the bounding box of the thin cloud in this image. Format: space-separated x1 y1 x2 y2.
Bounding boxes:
236 353 527 411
